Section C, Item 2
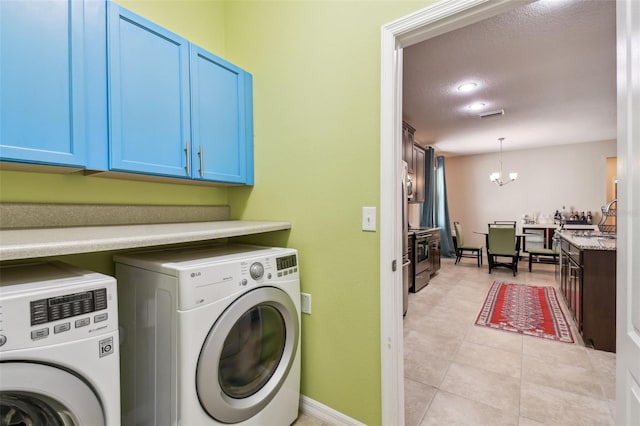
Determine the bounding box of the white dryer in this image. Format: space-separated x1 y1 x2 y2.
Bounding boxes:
115 244 301 425
0 261 121 426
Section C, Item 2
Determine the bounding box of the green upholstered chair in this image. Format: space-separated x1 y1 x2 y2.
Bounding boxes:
492 221 517 227
486 224 520 276
528 247 559 271
453 221 483 267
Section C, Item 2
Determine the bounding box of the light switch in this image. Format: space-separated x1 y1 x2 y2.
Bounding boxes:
362 207 376 231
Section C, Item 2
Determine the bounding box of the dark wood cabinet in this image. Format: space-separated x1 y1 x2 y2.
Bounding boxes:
560 241 581 331
560 252 569 316
402 121 426 204
402 121 415 173
582 249 616 351
571 257 582 331
413 146 425 204
560 237 616 352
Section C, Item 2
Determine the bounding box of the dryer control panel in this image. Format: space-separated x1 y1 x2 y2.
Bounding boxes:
177 248 299 310
114 244 299 311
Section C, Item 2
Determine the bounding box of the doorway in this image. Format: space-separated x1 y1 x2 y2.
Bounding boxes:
379 1 639 425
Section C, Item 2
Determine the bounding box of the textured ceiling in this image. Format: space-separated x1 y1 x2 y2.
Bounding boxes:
402 0 616 156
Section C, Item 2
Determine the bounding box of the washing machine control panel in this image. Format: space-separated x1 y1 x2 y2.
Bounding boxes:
30 288 108 326
0 265 117 351
0 284 116 351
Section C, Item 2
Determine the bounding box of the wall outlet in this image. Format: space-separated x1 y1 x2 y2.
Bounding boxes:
301 292 312 314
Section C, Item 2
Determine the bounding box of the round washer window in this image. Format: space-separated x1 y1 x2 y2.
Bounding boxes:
0 391 75 426
219 304 286 399
196 286 299 424
0 362 105 426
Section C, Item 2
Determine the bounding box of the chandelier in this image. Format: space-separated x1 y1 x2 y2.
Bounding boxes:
489 137 518 186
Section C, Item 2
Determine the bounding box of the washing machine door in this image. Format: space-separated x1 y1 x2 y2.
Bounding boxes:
0 362 105 426
196 286 299 424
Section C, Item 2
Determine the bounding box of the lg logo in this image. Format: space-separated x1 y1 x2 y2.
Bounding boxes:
190 271 202 278
99 337 114 358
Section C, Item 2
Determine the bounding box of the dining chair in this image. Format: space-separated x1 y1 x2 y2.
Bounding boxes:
486 224 520 276
528 247 559 271
453 221 483 267
492 220 517 227
528 236 559 272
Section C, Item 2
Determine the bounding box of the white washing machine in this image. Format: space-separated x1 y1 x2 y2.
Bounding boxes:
114 244 301 425
0 261 121 426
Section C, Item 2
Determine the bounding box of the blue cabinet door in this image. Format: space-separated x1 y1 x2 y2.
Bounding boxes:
0 0 106 168
108 4 190 178
190 45 253 184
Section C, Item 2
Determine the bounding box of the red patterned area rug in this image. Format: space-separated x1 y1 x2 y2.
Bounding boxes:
475 281 574 343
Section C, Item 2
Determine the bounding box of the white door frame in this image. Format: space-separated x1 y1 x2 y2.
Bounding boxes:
379 1 638 424
615 0 640 424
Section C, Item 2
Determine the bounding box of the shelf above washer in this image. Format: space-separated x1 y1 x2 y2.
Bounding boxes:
0 220 291 261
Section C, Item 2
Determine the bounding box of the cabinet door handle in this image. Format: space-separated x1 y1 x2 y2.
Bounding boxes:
185 143 191 175
198 144 204 178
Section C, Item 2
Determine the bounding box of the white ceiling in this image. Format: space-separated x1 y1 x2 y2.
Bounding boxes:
402 0 616 156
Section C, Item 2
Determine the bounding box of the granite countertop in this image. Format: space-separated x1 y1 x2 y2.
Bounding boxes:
0 221 291 261
523 223 598 230
557 230 617 251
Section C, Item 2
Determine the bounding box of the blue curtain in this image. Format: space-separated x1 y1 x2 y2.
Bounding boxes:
436 156 455 258
420 147 436 228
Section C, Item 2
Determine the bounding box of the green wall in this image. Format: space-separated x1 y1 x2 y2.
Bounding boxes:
0 170 228 205
0 1 431 424
224 2 429 424
116 0 226 55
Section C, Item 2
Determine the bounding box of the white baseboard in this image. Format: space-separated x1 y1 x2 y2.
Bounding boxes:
299 395 366 426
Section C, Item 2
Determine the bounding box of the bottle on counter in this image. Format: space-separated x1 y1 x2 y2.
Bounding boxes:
554 210 561 224
581 211 586 222
587 211 593 224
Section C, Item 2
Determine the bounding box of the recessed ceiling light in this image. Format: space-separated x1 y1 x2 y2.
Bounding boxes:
457 82 478 92
468 102 486 111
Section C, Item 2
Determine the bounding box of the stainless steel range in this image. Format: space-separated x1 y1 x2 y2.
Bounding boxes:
409 228 441 293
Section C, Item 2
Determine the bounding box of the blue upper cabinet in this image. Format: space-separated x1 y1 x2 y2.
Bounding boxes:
190 46 253 184
108 4 254 184
2 1 254 185
0 0 107 168
107 3 191 178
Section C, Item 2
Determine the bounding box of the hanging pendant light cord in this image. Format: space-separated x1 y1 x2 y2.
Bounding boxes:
498 137 504 181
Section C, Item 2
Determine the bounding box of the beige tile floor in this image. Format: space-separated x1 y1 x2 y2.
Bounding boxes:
404 258 616 426
293 413 333 426
293 257 616 426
